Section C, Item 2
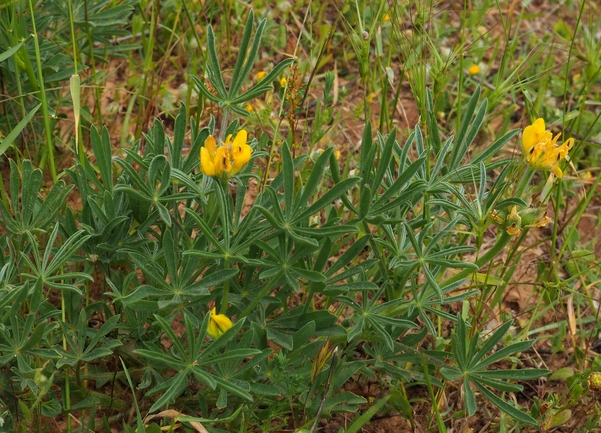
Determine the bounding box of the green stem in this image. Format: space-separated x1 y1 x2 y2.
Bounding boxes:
27 0 57 183
221 256 230 315
60 292 71 433
218 107 230 144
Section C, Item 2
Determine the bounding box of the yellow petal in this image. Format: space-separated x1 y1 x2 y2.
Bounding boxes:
232 144 252 172
204 135 217 157
207 307 233 338
214 146 230 175
200 147 216 176
522 118 546 155
232 129 248 149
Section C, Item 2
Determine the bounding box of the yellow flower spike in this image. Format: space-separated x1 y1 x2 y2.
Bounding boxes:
522 118 574 178
257 71 267 80
207 307 233 338
199 130 253 178
468 64 480 75
280 77 287 87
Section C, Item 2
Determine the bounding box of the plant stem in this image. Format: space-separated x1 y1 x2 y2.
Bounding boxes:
27 0 57 182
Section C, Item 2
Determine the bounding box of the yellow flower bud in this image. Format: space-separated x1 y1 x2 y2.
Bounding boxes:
207 307 233 338
280 77 287 87
257 71 267 80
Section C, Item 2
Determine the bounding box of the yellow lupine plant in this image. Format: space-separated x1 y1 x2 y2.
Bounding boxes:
522 118 574 178
200 130 253 178
207 307 233 338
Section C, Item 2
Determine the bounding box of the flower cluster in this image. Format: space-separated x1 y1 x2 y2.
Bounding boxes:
207 307 233 338
522 118 574 178
490 205 551 237
200 130 253 178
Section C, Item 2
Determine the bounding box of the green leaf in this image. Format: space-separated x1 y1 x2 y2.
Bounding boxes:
345 395 391 433
148 371 189 412
205 25 228 98
472 129 520 165
231 58 296 105
135 349 187 368
294 177 361 223
190 75 222 103
473 340 534 369
548 367 574 381
0 39 25 63
471 320 513 366
229 10 256 96
162 229 178 285
449 86 482 170
90 126 113 192
372 157 426 210
293 147 334 215
199 349 261 367
472 381 537 425
476 369 550 381
464 377 477 416
0 104 41 157
372 129 396 192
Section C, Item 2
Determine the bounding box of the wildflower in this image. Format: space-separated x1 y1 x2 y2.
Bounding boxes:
245 104 253 112
522 118 574 178
468 64 480 75
334 150 341 160
383 13 390 22
491 205 552 237
257 71 267 80
280 76 287 87
207 307 233 338
200 130 253 178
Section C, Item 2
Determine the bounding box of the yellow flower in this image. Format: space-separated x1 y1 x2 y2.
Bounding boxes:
334 150 341 160
200 130 253 178
522 118 574 178
468 64 480 75
245 104 253 112
207 307 233 338
257 71 267 80
383 13 390 22
280 77 287 87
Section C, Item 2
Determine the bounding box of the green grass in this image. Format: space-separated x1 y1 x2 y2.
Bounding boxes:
1 0 601 432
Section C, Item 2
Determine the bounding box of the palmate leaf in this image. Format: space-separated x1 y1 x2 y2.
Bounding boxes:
444 313 549 425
